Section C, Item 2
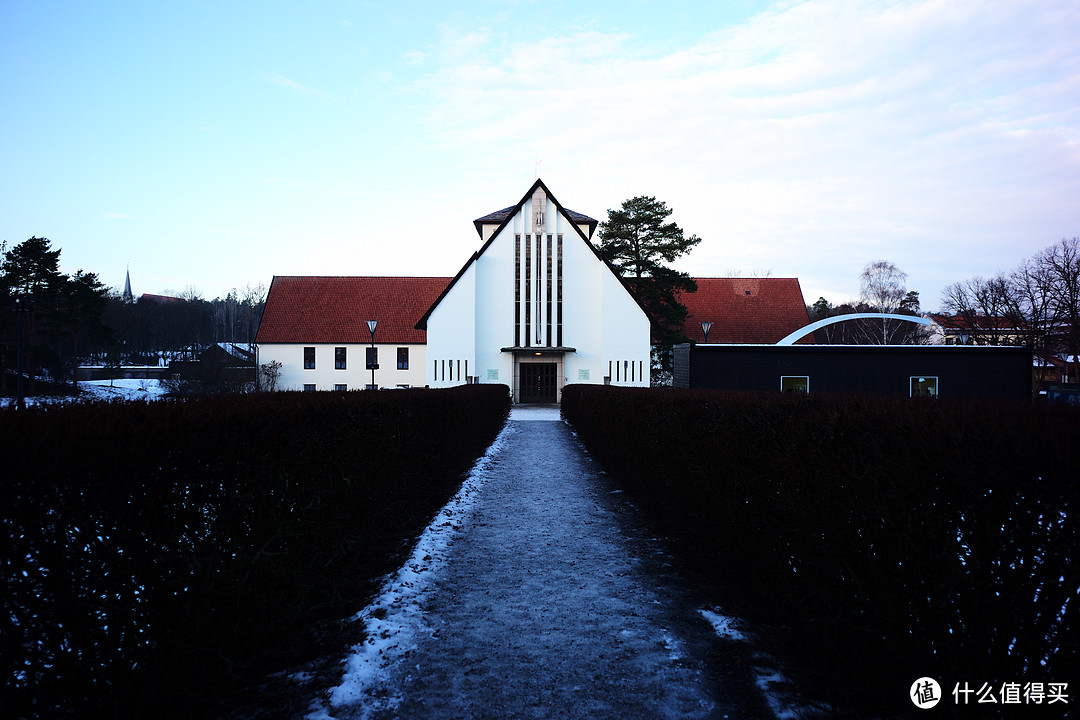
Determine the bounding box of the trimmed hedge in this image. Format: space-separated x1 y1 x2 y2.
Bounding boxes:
563 386 1078 717
1 386 509 719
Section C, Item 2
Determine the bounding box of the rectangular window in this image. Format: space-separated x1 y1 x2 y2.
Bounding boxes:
303 383 316 392
304 346 315 369
525 234 532 346
546 234 553 347
911 376 938 398
365 384 378 391
335 347 347 370
780 376 809 393
557 234 563 347
520 235 524 347
366 347 378 370
397 347 409 370
334 384 347 392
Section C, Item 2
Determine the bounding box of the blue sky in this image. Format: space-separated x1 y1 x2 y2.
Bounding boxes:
2 0 1078 310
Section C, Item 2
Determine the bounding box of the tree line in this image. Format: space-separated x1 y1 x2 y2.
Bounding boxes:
940 237 1080 365
1 236 265 395
806 260 928 345
103 284 266 365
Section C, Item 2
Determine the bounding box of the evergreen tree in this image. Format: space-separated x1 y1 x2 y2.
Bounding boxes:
597 196 701 353
1 237 112 389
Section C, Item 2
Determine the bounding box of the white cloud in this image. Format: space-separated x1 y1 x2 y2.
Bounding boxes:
263 72 332 99
407 0 1080 306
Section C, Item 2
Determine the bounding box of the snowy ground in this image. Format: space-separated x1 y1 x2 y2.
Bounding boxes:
0 378 168 408
307 406 822 719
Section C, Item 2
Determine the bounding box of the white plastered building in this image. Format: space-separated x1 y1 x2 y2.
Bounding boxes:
255 180 652 401
417 179 651 402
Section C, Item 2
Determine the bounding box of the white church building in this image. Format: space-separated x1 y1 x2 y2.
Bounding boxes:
256 180 652 402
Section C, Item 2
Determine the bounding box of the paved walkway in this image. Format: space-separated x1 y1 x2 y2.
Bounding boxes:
311 406 783 720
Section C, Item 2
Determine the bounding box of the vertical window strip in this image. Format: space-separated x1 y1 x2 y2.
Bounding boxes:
546 234 552 347
535 234 542 346
525 234 532 347
608 360 612 382
557 234 563 347
515 234 521 347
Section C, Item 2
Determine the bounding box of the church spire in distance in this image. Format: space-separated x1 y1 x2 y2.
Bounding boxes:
122 265 134 303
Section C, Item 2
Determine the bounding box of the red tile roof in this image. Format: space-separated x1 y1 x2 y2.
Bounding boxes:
679 278 813 344
257 275 813 346
927 313 1020 331
256 276 450 344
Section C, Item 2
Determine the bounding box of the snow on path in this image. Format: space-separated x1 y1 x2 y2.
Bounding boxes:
310 406 792 719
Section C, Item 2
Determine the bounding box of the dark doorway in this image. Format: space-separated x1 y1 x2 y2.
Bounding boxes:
520 363 557 403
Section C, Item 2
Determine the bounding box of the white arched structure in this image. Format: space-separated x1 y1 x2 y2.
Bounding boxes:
776 313 932 346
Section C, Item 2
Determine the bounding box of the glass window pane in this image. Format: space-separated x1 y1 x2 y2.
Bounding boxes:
781 376 809 393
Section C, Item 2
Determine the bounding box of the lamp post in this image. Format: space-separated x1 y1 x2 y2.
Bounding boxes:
367 319 378 389
15 297 30 410
700 321 713 344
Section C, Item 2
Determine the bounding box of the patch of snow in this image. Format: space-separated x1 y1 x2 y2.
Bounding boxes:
699 607 831 719
79 379 168 401
1 379 169 408
698 608 747 642
509 405 561 421
753 664 806 720
309 420 516 719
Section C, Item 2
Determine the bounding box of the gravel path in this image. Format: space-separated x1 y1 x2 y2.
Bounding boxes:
312 407 781 720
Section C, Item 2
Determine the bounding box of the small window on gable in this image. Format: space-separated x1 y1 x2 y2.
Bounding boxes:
911 376 938 398
335 347 347 370
781 376 809 393
304 347 315 369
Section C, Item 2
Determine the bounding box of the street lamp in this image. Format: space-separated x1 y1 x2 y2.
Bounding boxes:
14 297 32 410
700 321 713 344
366 320 378 389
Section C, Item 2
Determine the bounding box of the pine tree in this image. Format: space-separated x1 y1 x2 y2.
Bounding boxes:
597 196 701 352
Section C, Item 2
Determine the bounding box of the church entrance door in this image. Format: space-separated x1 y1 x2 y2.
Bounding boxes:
519 363 557 403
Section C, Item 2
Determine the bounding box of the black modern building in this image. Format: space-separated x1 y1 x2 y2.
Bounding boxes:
673 344 1033 399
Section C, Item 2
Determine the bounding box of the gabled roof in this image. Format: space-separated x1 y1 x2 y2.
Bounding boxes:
256 276 450 344
679 278 813 344
418 178 630 329
473 204 598 238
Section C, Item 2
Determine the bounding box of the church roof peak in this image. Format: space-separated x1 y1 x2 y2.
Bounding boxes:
471 178 598 238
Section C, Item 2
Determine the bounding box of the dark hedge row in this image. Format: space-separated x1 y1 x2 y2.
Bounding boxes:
1 386 509 719
563 386 1078 717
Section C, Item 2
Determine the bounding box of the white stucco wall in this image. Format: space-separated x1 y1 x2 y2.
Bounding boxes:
425 187 650 398
257 343 428 391
425 263 477 388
